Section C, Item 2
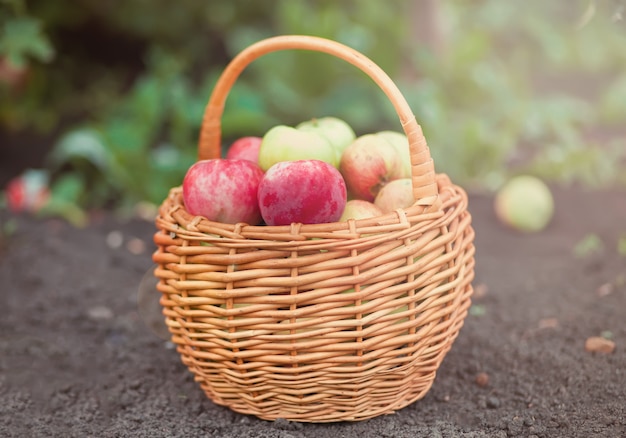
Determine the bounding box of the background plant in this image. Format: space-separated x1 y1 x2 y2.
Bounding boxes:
1 0 625 217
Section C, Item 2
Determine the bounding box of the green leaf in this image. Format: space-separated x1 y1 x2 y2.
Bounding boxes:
470 304 487 317
573 234 604 258
38 199 88 228
0 17 54 67
618 235 626 257
49 173 84 204
48 128 111 172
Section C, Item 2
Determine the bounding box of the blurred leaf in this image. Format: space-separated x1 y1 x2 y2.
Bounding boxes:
573 233 604 258
599 76 626 125
38 199 87 227
618 235 626 257
470 304 487 317
49 128 111 172
0 16 54 67
49 173 83 203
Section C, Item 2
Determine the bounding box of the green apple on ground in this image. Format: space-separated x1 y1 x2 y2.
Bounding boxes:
296 116 356 163
339 134 405 202
377 131 411 179
258 159 347 225
494 175 554 232
374 178 414 213
258 125 337 171
182 158 265 225
339 199 383 221
225 136 262 162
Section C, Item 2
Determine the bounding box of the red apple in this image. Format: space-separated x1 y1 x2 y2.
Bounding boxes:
182 159 264 224
5 169 50 213
225 136 262 163
339 134 404 202
374 178 414 213
377 131 411 179
339 199 383 221
258 160 347 225
0 57 29 92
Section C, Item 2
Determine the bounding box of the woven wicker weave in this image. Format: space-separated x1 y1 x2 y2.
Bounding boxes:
153 35 475 423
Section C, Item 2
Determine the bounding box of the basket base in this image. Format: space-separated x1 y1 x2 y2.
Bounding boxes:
196 372 437 423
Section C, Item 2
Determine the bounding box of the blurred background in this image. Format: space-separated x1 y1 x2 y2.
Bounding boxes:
1 0 625 221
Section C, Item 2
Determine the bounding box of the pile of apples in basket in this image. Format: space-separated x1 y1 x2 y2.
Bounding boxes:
183 116 413 225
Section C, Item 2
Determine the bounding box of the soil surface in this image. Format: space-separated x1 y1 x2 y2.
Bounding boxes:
1 186 624 438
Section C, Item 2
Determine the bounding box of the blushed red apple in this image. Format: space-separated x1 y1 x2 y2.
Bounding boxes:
225 136 262 163
182 159 264 225
377 131 411 179
339 134 405 202
374 178 414 213
5 169 50 213
258 159 347 225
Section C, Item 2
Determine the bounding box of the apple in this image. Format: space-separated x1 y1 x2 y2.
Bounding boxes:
5 169 50 213
0 56 29 92
494 175 554 232
377 131 411 179
225 136 262 162
374 178 414 213
182 159 264 225
258 160 347 225
339 134 405 202
258 125 337 171
339 199 383 221
296 116 355 163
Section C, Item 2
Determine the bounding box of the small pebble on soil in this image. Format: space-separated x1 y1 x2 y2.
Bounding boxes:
585 336 616 354
475 372 489 387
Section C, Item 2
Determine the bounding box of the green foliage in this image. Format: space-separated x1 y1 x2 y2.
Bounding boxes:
2 0 625 215
0 15 53 66
573 233 605 258
46 50 205 209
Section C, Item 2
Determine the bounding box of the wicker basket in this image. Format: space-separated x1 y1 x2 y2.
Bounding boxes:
153 35 475 423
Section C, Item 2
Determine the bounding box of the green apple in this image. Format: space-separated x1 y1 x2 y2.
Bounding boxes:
374 178 414 213
258 125 337 171
339 199 383 221
494 175 554 232
377 131 411 179
296 117 356 163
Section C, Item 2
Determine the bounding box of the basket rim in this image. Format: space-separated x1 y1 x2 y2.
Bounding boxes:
156 175 467 244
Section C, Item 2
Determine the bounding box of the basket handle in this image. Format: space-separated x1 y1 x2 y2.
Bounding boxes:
198 35 440 209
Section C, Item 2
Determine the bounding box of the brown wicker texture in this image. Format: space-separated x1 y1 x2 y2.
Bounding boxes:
153 35 475 423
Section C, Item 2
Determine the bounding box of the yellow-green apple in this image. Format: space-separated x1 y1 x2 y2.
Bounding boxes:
258 159 347 225
296 116 355 163
183 159 264 224
225 136 262 162
339 199 383 221
494 175 554 232
377 131 411 178
258 125 337 171
339 134 405 202
374 178 414 213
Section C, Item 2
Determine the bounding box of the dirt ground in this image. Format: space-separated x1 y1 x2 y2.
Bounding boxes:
0 186 624 438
